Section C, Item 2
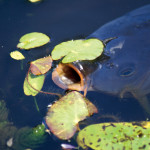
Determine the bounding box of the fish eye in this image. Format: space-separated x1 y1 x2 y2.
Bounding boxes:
118 66 135 77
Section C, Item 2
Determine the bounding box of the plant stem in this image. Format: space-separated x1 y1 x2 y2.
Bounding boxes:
33 96 40 112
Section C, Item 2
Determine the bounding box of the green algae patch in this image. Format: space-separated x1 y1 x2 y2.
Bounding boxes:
45 91 98 140
17 32 50 50
23 73 45 96
30 56 53 75
51 39 104 63
77 121 150 150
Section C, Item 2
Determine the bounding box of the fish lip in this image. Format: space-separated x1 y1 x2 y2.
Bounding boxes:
52 63 85 91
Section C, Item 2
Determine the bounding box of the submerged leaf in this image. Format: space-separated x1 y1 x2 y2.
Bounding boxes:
10 50 25 60
17 32 50 50
51 39 104 63
30 56 53 75
12 125 47 150
45 91 97 140
77 121 150 150
23 73 45 96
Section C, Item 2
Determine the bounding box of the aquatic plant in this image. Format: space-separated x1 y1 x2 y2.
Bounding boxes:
30 56 53 75
17 32 50 50
45 91 98 140
0 100 48 150
12 124 48 150
23 73 45 96
77 121 150 150
51 39 104 63
28 0 42 3
10 50 25 60
10 32 104 97
0 100 9 122
0 100 17 150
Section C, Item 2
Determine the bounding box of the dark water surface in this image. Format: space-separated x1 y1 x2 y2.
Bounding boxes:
0 0 150 149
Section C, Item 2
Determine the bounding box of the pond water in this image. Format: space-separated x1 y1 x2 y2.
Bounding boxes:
0 0 150 149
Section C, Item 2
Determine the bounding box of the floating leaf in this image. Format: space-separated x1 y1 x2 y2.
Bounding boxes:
23 73 45 96
10 50 25 60
51 39 104 63
77 121 150 150
28 0 41 3
45 91 97 140
17 32 50 50
30 56 53 75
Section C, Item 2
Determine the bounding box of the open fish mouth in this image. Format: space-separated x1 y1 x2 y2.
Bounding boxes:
52 57 102 92
52 63 85 91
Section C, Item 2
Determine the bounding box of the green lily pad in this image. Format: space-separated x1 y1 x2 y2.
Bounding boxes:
10 50 25 60
17 32 50 50
51 39 104 63
77 121 150 150
23 73 45 96
45 91 98 140
30 56 53 75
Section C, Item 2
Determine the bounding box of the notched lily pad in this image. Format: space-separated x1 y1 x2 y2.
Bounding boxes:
51 39 104 63
10 50 25 60
45 91 98 140
17 32 50 50
77 121 150 150
23 73 45 96
30 56 53 75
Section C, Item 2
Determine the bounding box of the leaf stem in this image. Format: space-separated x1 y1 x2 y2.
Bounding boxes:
33 96 40 112
26 65 62 98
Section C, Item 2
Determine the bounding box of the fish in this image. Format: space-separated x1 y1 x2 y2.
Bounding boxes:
52 5 150 115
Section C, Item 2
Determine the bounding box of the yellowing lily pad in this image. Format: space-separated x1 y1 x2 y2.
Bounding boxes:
17 32 50 50
45 91 98 140
10 50 25 60
30 56 53 75
51 39 104 63
23 73 45 96
77 121 150 150
28 0 41 2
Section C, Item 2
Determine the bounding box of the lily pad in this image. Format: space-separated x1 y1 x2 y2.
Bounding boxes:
23 73 45 96
28 0 41 2
10 50 25 60
51 39 104 63
45 91 98 140
77 121 150 150
17 32 50 50
30 56 53 75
